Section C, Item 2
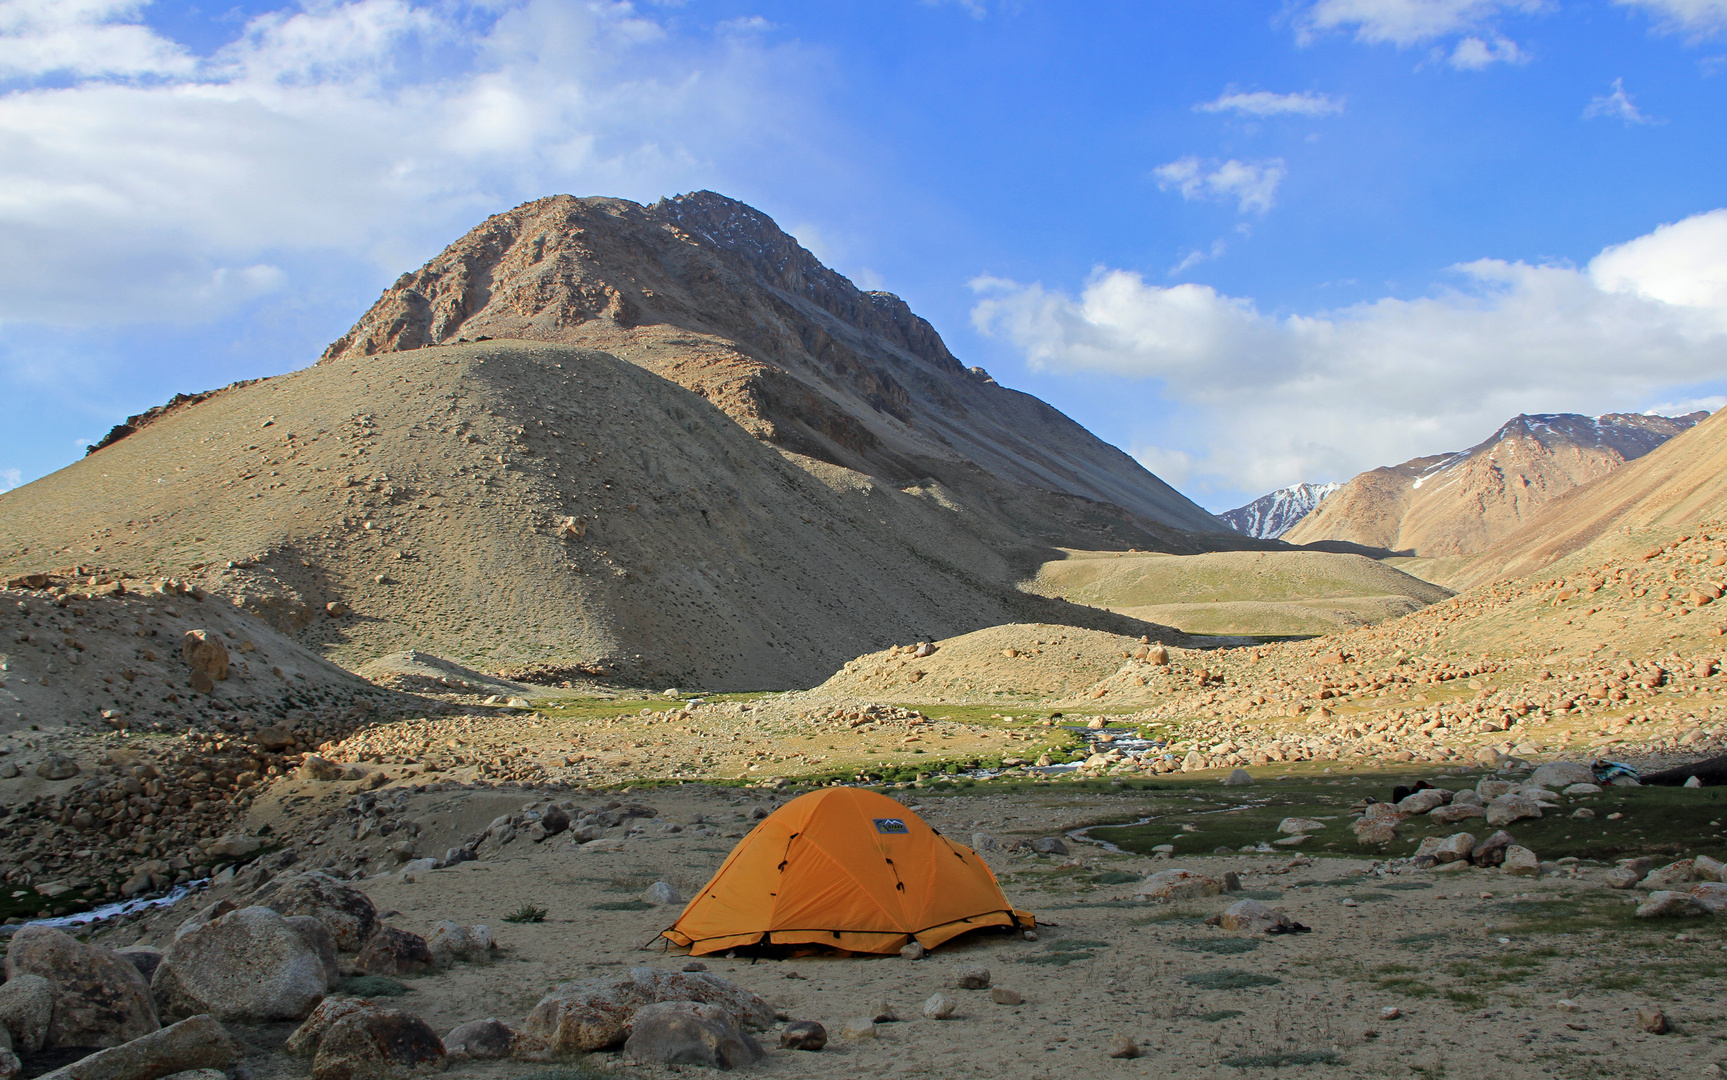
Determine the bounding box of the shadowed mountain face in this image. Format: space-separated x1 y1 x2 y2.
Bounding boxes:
1282 412 1706 558
0 192 1248 689
321 191 1227 542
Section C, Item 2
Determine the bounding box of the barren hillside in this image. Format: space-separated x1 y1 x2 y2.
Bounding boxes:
1284 412 1702 557
0 341 1176 689
322 191 1229 542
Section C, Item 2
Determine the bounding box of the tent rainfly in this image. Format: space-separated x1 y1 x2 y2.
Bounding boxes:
662 787 1033 956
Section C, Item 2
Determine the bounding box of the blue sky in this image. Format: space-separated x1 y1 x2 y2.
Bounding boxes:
2 0 1724 512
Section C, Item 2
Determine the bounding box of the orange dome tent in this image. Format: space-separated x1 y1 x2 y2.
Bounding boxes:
662 787 1033 956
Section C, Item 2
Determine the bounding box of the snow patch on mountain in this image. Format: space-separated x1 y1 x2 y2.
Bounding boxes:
1221 482 1343 539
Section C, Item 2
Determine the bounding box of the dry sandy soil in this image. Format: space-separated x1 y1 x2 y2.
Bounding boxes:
73 778 1727 1080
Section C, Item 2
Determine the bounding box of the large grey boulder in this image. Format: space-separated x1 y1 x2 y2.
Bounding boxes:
623 1002 762 1070
312 1008 446 1080
1485 793 1542 827
1134 869 1229 901
425 923 492 969
33 1014 237 1080
525 968 773 1055
285 915 342 987
0 973 54 1053
258 872 378 952
1530 762 1595 788
4 926 158 1049
154 906 330 1022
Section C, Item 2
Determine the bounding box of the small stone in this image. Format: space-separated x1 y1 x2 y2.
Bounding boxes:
921 994 956 1020
955 968 991 990
1379 1006 1400 1020
1603 867 1643 889
642 882 683 906
1223 769 1254 786
989 988 1024 1005
1562 783 1602 795
681 962 707 973
443 1018 517 1061
1135 868 1226 901
779 1021 826 1051
1031 837 1068 855
899 942 925 960
1694 855 1726 882
1277 818 1325 835
1636 1006 1669 1034
838 1017 877 1040
354 926 434 977
1107 1035 1140 1059
1486 793 1543 827
1554 1000 1580 1012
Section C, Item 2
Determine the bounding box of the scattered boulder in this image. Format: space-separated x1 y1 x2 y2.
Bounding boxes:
1604 867 1644 889
285 916 342 988
181 630 230 682
1486 793 1542 827
1501 846 1540 877
1031 837 1068 855
778 1021 826 1051
113 946 165 984
1207 898 1309 934
1636 1006 1669 1034
921 994 956 1020
624 1002 762 1069
312 1007 447 1080
32 1014 238 1080
1135 869 1230 902
1471 831 1516 868
286 998 381 1056
4 926 158 1049
1276 818 1325 835
356 927 434 978
1223 769 1254 786
442 1019 516 1061
1688 882 1727 913
301 756 344 782
425 923 492 968
1634 891 1712 918
1695 855 1726 882
1108 1035 1141 1059
202 834 262 860
1396 789 1450 815
838 1017 877 1040
0 974 54 1053
524 968 773 1055
642 882 683 906
1639 861 1696 890
259 872 378 952
955 968 991 990
1433 832 1476 864
899 942 925 961
1430 802 1486 825
1352 802 1403 844
990 987 1024 1005
1530 762 1595 788
36 754 80 781
154 906 331 1022
1562 783 1602 796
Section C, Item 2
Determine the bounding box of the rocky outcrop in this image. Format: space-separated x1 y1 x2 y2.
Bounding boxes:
524 969 773 1055
259 872 378 952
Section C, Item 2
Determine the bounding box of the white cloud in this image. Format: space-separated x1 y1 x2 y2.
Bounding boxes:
970 209 1727 499
1196 89 1344 117
0 0 821 325
1299 0 1548 46
1616 0 1727 37
1153 157 1287 215
921 0 988 17
0 466 20 492
0 0 194 78
1645 395 1727 415
1583 77 1656 123
1447 34 1526 67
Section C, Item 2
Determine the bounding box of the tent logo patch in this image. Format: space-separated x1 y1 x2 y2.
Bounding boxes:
873 818 909 834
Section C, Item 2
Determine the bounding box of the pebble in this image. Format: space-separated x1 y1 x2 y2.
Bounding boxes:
1107 1035 1140 1059
1379 1007 1400 1020
839 1017 877 1040
955 967 991 990
922 994 957 1020
989 988 1024 1006
1636 1006 1669 1034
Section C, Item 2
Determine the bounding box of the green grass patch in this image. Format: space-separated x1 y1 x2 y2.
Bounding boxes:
1184 970 1281 990
590 900 653 911
337 975 409 997
503 903 549 923
1177 937 1261 955
1092 871 1140 885
1396 931 1454 946
1198 1010 1244 1022
1022 938 1107 965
